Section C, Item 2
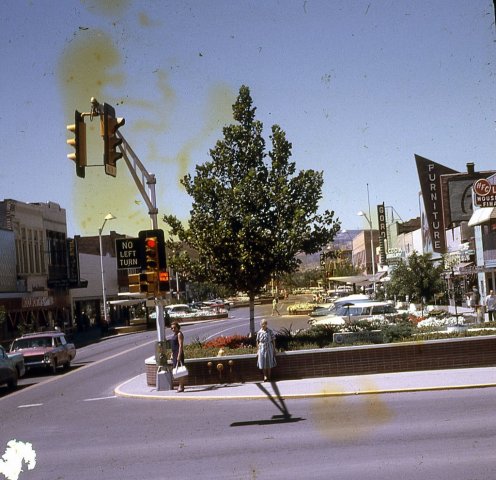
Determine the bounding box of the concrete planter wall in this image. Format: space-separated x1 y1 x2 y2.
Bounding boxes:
146 335 496 387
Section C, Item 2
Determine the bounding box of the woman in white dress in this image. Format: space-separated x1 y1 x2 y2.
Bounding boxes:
256 319 277 381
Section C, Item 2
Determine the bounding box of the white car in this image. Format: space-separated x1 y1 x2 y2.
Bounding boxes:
150 304 199 320
202 299 231 311
310 301 398 326
166 304 198 317
309 294 371 318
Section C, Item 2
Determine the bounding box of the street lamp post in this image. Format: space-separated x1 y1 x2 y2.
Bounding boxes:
357 211 376 291
99 213 116 325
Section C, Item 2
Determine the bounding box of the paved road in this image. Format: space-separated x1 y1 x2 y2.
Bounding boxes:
1 303 495 479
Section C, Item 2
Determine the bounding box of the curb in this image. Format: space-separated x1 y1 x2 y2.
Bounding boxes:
114 376 496 401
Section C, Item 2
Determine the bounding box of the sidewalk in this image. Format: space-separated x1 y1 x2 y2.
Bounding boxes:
114 366 496 401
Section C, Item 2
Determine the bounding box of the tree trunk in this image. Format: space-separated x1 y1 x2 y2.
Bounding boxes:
249 292 256 337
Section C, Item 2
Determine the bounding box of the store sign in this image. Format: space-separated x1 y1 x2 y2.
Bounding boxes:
473 178 496 207
22 296 53 308
386 248 404 264
415 155 458 253
377 203 387 265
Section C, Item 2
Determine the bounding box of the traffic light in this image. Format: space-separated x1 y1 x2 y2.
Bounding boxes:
128 273 145 294
144 271 158 295
66 110 87 178
144 236 159 272
101 103 125 177
138 229 167 270
128 272 158 296
138 229 168 295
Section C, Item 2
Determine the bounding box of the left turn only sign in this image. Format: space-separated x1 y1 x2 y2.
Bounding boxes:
115 238 141 270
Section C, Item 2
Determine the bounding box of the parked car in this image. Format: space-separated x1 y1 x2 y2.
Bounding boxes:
10 331 76 374
310 301 398 326
309 294 371 317
0 345 25 389
166 304 199 317
202 299 232 311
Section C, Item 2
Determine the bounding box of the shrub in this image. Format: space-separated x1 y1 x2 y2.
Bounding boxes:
275 324 337 350
203 335 255 349
275 325 300 350
382 319 415 343
344 320 384 332
287 303 315 314
296 324 337 348
184 344 257 358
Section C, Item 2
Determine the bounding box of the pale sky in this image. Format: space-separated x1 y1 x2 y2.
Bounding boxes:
1 0 495 237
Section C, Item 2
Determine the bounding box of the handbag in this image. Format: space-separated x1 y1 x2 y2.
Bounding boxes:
173 362 188 379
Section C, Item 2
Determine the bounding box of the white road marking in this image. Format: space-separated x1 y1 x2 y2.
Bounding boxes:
5 314 257 404
83 395 117 402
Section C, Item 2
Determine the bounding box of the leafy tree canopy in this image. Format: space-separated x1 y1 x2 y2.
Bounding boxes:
386 251 446 304
163 85 340 330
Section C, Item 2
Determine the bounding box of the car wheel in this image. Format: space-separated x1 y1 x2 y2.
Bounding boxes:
7 371 18 390
63 360 71 370
50 360 58 375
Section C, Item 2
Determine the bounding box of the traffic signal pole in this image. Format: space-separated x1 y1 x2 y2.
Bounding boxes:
68 98 169 388
112 128 170 386
113 132 167 343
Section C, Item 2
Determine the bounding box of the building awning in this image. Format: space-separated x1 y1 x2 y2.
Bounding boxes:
468 207 496 227
109 299 145 306
328 271 386 286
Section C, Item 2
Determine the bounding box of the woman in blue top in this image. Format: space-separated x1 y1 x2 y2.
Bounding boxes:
256 319 277 382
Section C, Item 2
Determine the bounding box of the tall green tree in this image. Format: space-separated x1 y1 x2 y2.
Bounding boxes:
386 251 446 310
163 85 340 335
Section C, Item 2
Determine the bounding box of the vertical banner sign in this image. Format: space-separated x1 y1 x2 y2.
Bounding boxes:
377 203 387 265
415 154 458 253
66 238 80 285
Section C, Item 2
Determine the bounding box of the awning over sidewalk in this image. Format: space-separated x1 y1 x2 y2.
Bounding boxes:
328 271 386 286
468 207 496 227
109 299 146 306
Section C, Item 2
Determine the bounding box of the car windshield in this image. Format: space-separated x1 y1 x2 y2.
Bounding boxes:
334 304 397 316
12 337 52 349
335 306 366 317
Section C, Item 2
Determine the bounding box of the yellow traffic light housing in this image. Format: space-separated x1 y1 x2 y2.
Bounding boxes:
128 273 144 294
128 271 158 296
144 271 158 295
101 103 125 177
66 110 87 178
